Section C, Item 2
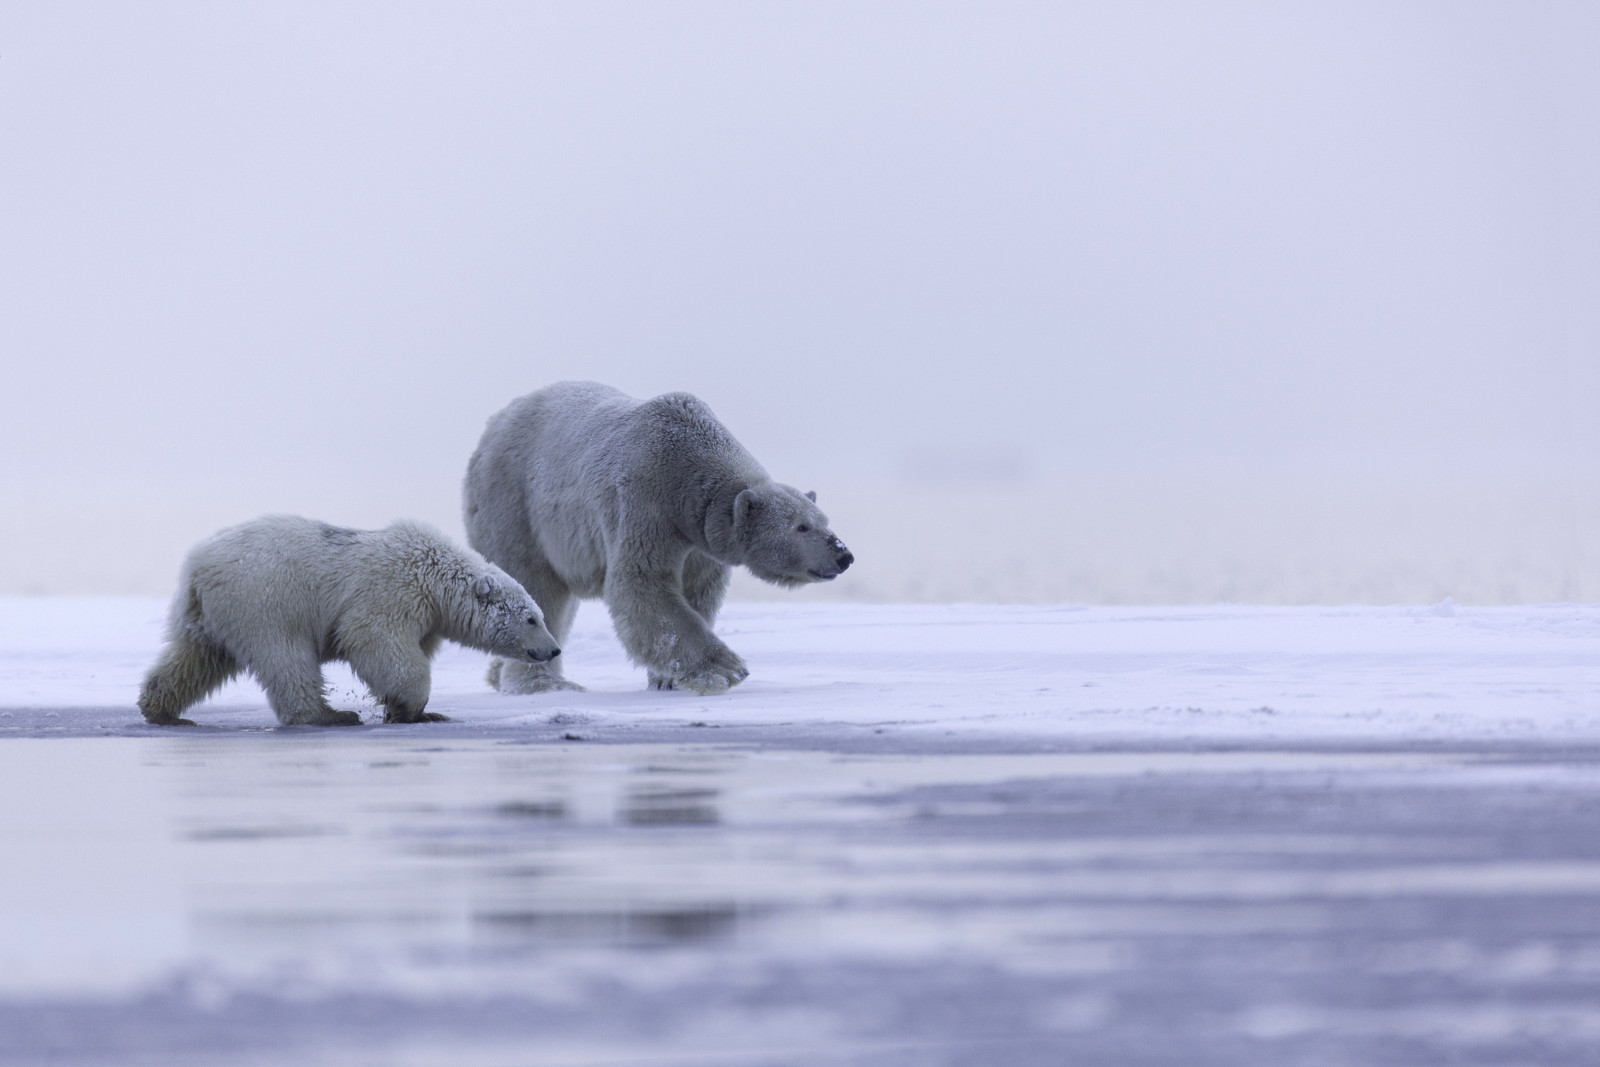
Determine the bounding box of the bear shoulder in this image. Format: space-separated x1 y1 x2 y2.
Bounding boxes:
633 392 755 467
370 520 484 583
639 390 714 421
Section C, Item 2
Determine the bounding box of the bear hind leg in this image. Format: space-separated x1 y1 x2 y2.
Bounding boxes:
138 633 240 726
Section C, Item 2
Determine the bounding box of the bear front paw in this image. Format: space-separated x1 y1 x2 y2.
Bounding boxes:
676 667 747 695
145 714 199 727
665 649 749 695
491 658 586 694
382 704 454 724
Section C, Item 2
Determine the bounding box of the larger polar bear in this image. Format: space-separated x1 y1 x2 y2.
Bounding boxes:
138 515 561 726
464 381 854 695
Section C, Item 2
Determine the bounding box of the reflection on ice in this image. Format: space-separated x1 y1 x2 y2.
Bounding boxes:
494 800 567 819
474 904 744 947
623 786 722 826
7 736 1600 1064
185 824 340 841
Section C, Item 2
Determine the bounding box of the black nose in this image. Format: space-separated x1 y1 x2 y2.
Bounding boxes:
837 551 854 572
526 647 561 662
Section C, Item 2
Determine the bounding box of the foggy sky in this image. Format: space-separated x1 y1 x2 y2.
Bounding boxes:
2 2 1596 597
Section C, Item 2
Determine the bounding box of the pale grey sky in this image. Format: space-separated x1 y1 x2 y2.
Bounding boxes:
2 2 1596 598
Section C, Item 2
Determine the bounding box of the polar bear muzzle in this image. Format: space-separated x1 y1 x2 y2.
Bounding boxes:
807 537 855 581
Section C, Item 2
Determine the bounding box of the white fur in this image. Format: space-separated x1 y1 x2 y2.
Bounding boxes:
463 382 853 695
138 516 560 726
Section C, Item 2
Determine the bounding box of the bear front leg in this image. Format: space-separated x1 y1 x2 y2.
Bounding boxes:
255 646 362 726
606 568 748 695
648 554 735 691
347 642 451 724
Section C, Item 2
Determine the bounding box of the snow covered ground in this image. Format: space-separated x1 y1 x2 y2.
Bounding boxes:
3 596 1596 743
2 598 1599 1065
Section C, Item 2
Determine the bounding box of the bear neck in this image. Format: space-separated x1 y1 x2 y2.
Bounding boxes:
384 533 450 635
701 476 759 565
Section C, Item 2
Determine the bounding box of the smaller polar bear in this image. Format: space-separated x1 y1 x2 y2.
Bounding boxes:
138 515 561 727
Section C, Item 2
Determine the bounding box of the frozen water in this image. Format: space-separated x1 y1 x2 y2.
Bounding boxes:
2 597 1600 1064
7 736 1600 1065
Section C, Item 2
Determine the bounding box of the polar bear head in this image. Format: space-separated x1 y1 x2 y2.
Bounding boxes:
463 567 563 663
733 484 854 589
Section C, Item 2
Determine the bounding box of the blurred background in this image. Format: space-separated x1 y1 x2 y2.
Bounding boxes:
2 1 1595 603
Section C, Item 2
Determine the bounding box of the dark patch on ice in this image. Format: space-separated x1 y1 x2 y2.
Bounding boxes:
401 840 512 858
489 864 551 880
623 783 720 826
495 799 567 819
185 825 340 842
473 904 742 945
623 785 720 826
633 787 718 802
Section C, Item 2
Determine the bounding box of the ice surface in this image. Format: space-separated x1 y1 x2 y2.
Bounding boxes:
3 598 1600 1065
2 597 1596 742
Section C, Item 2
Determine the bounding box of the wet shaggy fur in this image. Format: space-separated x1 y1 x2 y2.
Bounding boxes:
464 382 854 695
138 516 560 726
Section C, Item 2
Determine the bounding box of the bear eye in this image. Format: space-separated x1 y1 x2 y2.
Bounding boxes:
526 616 538 625
796 524 810 533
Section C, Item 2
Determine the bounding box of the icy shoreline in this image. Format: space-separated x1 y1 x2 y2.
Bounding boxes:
2 598 1596 744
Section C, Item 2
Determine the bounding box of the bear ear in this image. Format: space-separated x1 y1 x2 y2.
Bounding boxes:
805 490 817 502
475 574 497 600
